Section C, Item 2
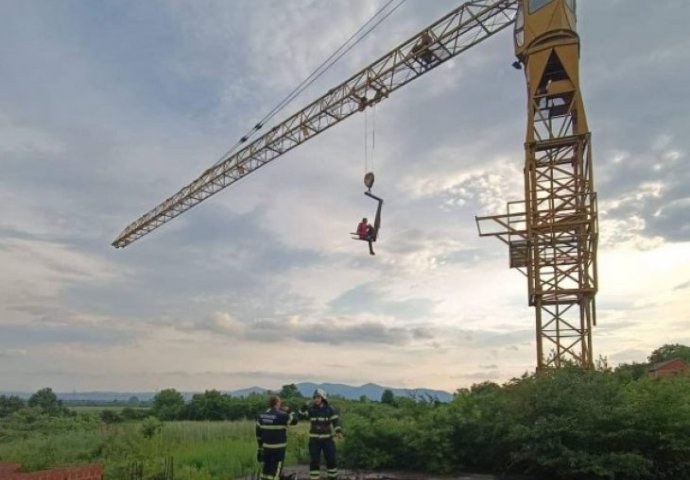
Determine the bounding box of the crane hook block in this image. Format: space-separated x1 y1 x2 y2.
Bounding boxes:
364 172 375 190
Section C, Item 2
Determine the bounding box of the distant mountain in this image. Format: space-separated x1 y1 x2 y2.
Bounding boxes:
228 382 453 402
292 382 454 402
1 383 453 403
228 386 268 397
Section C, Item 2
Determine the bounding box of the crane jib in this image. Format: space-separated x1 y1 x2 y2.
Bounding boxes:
112 0 518 248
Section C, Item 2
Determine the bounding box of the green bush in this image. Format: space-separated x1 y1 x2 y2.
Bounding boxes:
340 366 690 480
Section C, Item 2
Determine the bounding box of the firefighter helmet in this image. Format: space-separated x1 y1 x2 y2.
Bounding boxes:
313 388 328 400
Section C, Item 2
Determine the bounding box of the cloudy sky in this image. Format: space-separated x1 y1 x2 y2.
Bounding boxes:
1 0 688 393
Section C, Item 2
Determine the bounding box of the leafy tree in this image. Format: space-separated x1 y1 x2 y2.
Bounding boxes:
120 406 149 420
648 343 690 364
185 390 228 420
140 416 163 438
28 387 63 415
152 388 185 420
380 389 395 405
0 395 25 417
100 409 122 424
342 359 690 479
614 361 649 380
279 383 302 399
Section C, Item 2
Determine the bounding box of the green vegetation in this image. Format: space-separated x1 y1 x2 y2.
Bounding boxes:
0 410 295 479
0 388 306 480
1 345 688 480
648 343 690 364
339 358 690 480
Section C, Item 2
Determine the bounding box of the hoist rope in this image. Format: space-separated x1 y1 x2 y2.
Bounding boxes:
371 104 376 174
213 0 408 167
364 109 368 175
364 104 377 176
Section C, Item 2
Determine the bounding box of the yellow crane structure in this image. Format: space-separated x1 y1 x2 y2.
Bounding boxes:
113 0 598 370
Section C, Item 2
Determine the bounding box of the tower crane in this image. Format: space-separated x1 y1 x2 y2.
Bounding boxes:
113 0 598 370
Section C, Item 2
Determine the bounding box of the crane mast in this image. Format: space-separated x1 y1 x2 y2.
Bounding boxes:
112 0 519 248
476 0 598 369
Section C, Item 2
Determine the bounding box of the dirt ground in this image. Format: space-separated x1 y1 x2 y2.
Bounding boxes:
238 465 503 480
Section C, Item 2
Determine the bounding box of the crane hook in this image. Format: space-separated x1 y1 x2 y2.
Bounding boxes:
364 172 375 191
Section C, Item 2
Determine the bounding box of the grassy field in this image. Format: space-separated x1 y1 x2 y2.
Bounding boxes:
66 405 148 413
0 416 309 480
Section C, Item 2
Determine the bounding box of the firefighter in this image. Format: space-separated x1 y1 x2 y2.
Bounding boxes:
298 388 343 480
256 395 297 480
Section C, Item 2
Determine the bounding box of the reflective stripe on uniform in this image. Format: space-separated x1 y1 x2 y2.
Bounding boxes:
258 425 288 430
263 442 287 449
309 470 320 479
329 415 339 420
309 433 332 438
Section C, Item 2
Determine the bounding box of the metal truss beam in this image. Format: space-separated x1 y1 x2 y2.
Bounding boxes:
113 0 519 248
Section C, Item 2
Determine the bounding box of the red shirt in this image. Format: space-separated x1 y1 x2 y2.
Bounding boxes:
356 222 369 238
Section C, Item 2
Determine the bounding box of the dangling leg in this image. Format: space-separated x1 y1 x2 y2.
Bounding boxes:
364 192 383 241
373 198 382 241
368 239 375 256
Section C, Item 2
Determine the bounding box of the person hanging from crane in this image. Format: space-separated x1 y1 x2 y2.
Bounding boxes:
351 105 383 255
355 217 375 255
352 172 383 255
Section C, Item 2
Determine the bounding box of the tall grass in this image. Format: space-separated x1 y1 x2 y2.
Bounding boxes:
0 418 309 480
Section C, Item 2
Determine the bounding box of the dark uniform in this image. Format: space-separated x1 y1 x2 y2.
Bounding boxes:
255 407 297 480
299 402 343 480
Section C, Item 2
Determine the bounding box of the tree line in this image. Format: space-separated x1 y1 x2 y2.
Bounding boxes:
339 344 690 480
2 344 688 479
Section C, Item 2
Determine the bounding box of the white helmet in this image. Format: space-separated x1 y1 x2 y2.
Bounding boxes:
313 388 328 400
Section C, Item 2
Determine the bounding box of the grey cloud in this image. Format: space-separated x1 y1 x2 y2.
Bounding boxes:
461 370 503 382
295 321 411 346
190 308 536 351
581 2 690 244
465 328 534 349
383 229 432 255
0 323 134 348
0 349 27 358
598 146 689 243
58 204 324 323
441 248 486 266
608 349 648 364
9 303 70 321
382 228 487 266
196 314 428 347
328 283 436 320
412 327 435 340
597 299 638 312
599 320 637 330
